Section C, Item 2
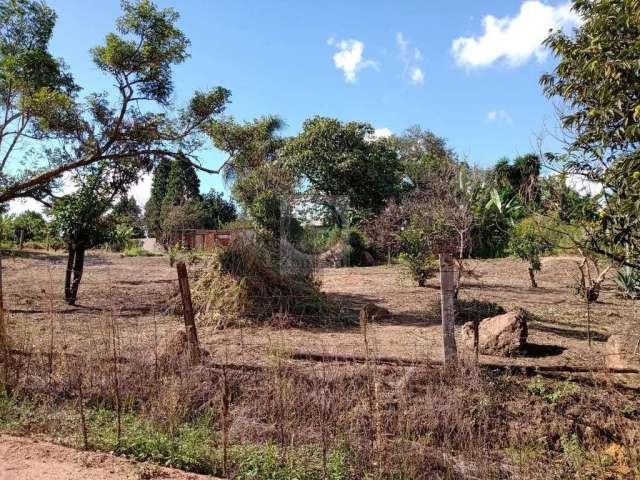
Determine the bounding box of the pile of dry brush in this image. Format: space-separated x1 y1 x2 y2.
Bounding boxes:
188 239 344 329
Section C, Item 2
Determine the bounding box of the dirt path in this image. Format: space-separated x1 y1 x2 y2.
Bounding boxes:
0 435 218 480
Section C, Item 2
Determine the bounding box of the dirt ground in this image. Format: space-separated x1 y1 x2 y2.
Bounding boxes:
0 434 217 480
2 249 638 371
1 249 639 479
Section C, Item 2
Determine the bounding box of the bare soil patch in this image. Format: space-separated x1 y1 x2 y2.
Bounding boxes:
0 434 216 480
2 249 638 371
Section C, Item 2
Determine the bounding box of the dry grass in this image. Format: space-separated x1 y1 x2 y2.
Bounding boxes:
187 240 342 329
1 249 639 478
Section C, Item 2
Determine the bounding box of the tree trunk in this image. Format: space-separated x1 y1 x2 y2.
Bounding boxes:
68 245 86 305
528 266 538 288
439 253 458 369
65 244 76 303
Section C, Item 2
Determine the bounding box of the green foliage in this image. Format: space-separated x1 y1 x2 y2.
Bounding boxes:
614 267 640 300
108 224 134 252
528 376 579 405
282 116 402 218
201 190 237 230
399 227 438 286
394 126 456 190
111 196 144 238
52 184 115 249
232 162 297 238
0 0 230 214
541 0 640 266
145 158 172 239
162 158 201 209
11 210 47 242
90 0 189 105
509 217 554 275
207 116 285 184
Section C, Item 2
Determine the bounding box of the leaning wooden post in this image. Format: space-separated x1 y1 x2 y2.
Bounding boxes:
176 261 200 365
439 252 458 370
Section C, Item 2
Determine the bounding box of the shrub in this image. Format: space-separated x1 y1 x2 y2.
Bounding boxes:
615 267 640 299
399 227 438 286
508 217 554 287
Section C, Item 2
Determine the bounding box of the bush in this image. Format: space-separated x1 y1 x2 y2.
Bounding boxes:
508 217 554 287
398 227 438 286
615 267 640 299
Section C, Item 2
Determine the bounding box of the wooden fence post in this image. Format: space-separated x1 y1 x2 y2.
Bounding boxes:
176 261 200 365
0 251 8 389
439 252 458 370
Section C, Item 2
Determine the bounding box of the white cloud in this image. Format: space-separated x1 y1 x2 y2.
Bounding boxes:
365 128 393 143
487 109 512 123
328 37 378 83
452 1 580 68
410 67 424 85
566 174 602 197
396 32 424 86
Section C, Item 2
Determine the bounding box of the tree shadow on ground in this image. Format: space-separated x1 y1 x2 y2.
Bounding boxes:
524 343 567 357
312 292 442 330
530 322 608 342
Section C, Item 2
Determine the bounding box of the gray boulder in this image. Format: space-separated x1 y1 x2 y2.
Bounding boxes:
605 332 640 370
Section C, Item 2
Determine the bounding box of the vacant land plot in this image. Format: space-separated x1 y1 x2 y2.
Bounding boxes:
3 249 636 371
2 249 639 479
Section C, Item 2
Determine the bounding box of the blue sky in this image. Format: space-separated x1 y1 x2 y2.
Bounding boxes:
11 0 580 213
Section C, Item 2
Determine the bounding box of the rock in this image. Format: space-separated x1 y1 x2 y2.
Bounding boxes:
605 332 640 370
462 309 528 356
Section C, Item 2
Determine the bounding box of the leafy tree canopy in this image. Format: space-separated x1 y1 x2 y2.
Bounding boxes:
541 0 640 266
282 117 402 218
0 0 231 210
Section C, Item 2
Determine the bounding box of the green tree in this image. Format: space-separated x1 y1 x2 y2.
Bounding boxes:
0 0 231 210
144 158 171 239
162 158 201 208
157 158 202 245
111 195 144 238
541 0 640 267
393 126 457 190
0 0 78 207
282 117 402 223
201 190 236 229
52 161 138 304
12 210 46 242
508 217 554 288
207 116 293 237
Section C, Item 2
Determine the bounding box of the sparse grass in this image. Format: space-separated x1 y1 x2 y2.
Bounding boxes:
122 246 158 257
527 376 579 404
